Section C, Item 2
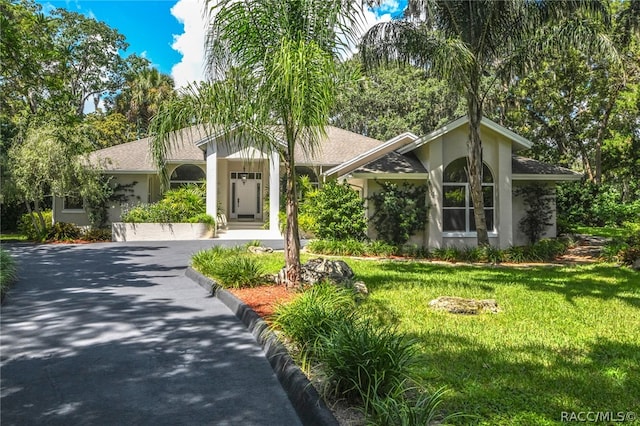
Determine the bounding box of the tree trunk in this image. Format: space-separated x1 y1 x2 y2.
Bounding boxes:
283 159 302 288
467 93 490 247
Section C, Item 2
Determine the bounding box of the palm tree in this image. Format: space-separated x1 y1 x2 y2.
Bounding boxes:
360 0 614 246
150 0 362 285
115 67 175 137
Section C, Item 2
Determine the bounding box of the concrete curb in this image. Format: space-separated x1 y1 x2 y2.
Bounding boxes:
185 267 339 426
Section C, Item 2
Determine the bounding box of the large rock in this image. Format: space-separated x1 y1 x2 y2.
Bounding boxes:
275 258 367 295
429 296 500 314
632 258 640 271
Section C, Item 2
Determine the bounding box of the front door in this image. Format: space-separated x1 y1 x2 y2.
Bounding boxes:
229 172 263 219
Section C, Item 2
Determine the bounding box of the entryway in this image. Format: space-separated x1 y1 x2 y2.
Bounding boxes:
229 172 263 220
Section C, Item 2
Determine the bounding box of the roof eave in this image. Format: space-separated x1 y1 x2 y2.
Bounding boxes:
512 173 582 181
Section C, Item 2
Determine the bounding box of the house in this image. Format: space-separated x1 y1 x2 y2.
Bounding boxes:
325 116 581 248
54 117 580 247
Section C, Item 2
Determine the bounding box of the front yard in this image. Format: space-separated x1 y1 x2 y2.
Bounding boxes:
349 260 639 425
193 249 639 425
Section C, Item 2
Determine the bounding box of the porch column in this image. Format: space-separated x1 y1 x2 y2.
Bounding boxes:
498 140 513 248
206 141 218 219
269 150 280 233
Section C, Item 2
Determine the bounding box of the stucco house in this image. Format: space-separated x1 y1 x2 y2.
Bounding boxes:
54 116 580 247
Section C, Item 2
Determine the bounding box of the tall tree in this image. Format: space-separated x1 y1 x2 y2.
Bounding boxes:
112 67 176 137
150 0 361 285
361 0 613 246
332 59 465 140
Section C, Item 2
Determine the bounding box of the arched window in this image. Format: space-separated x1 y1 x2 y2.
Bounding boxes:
170 164 205 188
442 158 494 232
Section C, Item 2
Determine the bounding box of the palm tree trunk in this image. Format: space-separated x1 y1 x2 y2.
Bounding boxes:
467 92 490 247
283 159 302 288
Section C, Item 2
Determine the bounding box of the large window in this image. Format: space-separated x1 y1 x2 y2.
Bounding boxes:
62 194 84 211
443 158 494 233
170 164 205 188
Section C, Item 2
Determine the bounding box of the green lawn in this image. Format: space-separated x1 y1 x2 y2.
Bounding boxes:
0 231 27 242
348 260 640 425
195 249 639 424
574 226 628 238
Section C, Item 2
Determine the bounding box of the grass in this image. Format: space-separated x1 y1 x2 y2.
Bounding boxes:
0 248 18 298
574 226 627 238
349 260 640 425
0 231 27 242
193 248 639 424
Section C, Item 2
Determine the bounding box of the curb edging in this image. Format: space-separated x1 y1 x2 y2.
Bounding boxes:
185 267 339 426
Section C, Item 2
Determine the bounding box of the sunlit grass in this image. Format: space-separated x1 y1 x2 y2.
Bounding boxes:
0 232 27 242
575 226 627 238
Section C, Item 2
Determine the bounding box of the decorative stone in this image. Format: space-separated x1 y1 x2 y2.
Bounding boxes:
632 258 640 271
275 258 365 296
429 296 501 314
247 245 274 254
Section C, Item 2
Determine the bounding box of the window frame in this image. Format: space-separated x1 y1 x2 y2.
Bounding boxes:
62 194 85 213
442 159 496 235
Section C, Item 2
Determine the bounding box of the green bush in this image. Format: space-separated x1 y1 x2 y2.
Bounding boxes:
365 387 460 426
605 231 640 267
191 246 264 288
121 185 208 223
318 319 419 402
18 210 52 241
1 248 17 299
303 181 367 241
46 222 82 242
81 228 112 242
368 181 429 245
306 239 397 257
271 283 356 357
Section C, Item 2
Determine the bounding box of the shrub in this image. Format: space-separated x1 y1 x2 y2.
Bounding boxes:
306 239 397 257
365 387 460 426
515 184 554 244
0 248 17 299
121 184 207 223
191 246 264 288
368 181 429 245
81 228 112 242
318 319 419 402
46 222 82 242
271 283 356 357
18 210 52 241
303 181 367 241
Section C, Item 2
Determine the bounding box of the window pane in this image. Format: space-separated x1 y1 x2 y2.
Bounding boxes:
483 185 494 207
64 195 83 210
171 164 205 181
482 164 494 183
444 158 468 182
470 209 494 231
256 183 261 213
248 172 255 179
443 186 466 207
231 183 236 214
443 209 465 231
231 172 237 179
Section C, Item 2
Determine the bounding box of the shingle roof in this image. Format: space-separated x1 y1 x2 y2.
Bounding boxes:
88 126 207 172
294 127 384 166
352 151 427 174
512 156 580 176
89 125 382 172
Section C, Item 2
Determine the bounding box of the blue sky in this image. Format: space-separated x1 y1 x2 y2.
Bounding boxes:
38 0 407 88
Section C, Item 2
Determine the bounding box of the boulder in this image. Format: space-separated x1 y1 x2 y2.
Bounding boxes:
429 296 500 314
632 258 640 271
247 245 274 254
275 258 367 295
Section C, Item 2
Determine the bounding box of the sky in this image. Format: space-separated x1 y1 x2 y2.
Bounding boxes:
38 0 408 89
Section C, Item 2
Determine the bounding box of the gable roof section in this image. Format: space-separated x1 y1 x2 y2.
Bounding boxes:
322 132 419 178
294 126 386 166
397 116 533 155
352 151 427 175
512 156 581 181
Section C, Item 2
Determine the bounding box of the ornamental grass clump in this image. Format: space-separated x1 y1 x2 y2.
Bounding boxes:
0 249 17 299
317 319 419 403
191 246 265 288
271 283 356 358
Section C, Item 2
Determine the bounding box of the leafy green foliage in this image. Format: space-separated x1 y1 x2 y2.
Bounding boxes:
191 246 266 288
514 184 555 244
318 319 419 402
18 210 52 241
368 181 429 245
302 181 367 241
0 248 17 299
271 283 357 357
306 239 397 257
46 222 82 242
121 185 211 224
603 230 640 267
81 228 112 242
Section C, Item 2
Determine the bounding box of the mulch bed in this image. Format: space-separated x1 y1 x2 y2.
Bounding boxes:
228 285 299 318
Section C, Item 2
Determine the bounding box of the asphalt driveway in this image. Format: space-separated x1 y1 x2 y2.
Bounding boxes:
0 240 302 426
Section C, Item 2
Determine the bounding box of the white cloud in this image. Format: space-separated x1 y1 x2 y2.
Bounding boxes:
170 0 208 88
168 1 396 86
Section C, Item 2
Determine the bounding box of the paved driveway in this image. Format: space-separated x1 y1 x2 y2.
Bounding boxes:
0 240 301 426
